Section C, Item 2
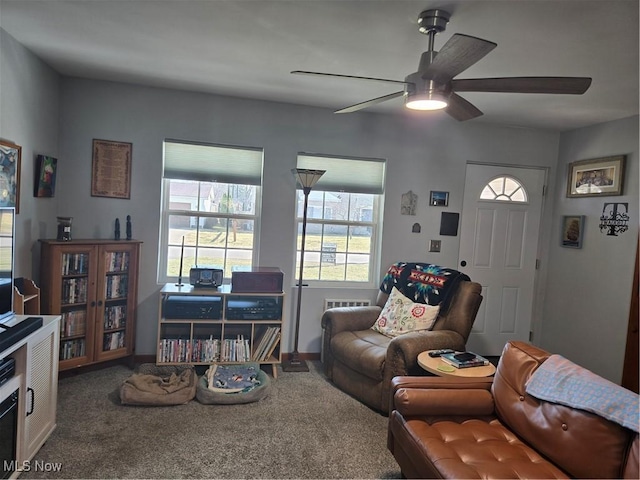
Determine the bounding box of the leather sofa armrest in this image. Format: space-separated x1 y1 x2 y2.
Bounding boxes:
321 306 382 336
393 386 495 417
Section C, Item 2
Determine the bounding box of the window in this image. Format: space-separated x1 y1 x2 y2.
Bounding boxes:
480 176 528 202
295 153 385 284
159 140 263 282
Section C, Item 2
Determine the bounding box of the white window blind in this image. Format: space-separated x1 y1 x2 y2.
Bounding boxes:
163 139 263 185
297 153 385 194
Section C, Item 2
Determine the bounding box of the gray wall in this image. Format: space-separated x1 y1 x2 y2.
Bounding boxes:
539 116 639 382
0 29 60 280
2 27 638 383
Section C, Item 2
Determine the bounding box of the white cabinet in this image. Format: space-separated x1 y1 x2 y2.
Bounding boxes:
0 315 59 478
23 320 59 462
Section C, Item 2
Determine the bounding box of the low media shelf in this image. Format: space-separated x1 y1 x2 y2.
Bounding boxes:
157 283 284 378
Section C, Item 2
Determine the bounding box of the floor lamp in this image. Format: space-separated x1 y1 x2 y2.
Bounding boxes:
282 168 326 372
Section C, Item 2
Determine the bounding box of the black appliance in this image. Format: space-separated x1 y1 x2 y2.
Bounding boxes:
0 358 15 387
225 297 282 320
0 388 19 479
163 296 222 320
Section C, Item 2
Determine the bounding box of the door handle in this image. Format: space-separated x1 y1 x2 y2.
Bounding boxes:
26 387 34 416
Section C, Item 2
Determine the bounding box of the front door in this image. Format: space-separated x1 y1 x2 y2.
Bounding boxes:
458 164 546 356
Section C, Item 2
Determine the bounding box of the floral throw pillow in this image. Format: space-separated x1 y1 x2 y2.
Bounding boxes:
371 287 440 338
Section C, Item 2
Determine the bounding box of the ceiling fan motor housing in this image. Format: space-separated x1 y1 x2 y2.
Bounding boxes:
417 9 450 34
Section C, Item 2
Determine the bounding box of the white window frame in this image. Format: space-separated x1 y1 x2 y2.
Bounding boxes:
294 153 385 288
158 140 263 284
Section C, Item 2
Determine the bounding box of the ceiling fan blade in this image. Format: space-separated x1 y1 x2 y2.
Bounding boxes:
445 93 483 121
422 34 497 83
291 70 408 86
335 91 405 114
452 77 592 94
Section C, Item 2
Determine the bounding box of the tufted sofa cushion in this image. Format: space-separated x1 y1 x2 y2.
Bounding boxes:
389 415 568 479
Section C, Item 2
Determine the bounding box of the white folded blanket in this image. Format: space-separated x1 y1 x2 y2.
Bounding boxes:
525 354 639 432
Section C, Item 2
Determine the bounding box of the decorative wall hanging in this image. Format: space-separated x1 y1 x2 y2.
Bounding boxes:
412 223 421 233
566 155 625 198
0 140 21 213
560 215 585 248
401 190 418 215
34 154 57 197
91 139 132 199
430 191 449 206
599 202 629 236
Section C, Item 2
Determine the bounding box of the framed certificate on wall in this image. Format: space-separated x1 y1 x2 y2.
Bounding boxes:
91 139 132 199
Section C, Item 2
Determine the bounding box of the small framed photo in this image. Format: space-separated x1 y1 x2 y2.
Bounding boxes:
429 191 449 207
566 155 625 197
561 215 585 249
34 155 58 197
0 140 21 213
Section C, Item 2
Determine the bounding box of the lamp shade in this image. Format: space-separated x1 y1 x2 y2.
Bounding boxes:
292 168 326 189
405 91 448 111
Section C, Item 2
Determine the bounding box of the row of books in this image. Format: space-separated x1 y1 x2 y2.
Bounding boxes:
61 253 89 275
104 305 127 330
440 351 491 369
103 332 125 351
105 251 130 273
105 274 128 299
60 338 86 360
158 335 253 364
252 326 280 362
60 309 86 337
61 278 88 304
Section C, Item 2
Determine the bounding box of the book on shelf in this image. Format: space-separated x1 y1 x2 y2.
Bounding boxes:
440 351 490 369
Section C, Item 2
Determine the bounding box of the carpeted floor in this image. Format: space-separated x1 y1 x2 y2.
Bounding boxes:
22 361 402 479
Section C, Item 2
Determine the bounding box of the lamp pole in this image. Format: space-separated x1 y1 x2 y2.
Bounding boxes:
283 168 325 372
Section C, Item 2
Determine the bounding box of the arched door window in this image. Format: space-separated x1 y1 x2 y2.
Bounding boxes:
480 176 528 202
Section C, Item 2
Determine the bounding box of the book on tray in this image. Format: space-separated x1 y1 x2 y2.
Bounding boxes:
441 351 490 369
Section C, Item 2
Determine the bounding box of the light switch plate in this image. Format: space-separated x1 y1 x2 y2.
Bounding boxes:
429 240 441 253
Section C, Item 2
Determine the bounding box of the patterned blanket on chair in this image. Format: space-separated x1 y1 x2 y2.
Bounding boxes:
379 262 470 313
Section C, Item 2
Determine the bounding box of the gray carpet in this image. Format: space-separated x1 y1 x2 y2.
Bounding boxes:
23 361 402 479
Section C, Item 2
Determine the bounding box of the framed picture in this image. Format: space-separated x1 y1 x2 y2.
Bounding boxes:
561 215 585 248
34 155 58 197
566 155 625 197
91 139 132 199
429 191 449 207
0 140 21 213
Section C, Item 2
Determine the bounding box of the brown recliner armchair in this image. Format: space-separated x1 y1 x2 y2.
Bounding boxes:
321 262 482 414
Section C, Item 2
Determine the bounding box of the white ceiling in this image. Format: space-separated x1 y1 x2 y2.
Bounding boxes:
1 0 638 132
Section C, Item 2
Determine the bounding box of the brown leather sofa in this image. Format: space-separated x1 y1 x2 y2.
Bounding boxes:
321 266 482 414
388 341 640 479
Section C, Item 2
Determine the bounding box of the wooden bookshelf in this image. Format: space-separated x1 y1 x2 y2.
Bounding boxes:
39 239 142 371
157 283 284 378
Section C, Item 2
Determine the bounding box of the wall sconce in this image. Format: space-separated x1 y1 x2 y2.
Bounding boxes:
599 202 629 236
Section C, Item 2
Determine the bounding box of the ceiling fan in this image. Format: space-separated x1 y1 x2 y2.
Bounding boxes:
292 9 592 121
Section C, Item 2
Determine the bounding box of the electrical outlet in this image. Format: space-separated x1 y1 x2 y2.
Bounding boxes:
429 240 441 253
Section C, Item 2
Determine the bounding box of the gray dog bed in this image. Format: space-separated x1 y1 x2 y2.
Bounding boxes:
120 364 197 406
196 363 271 404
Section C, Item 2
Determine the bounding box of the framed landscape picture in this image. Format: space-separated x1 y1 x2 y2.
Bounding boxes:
0 140 21 213
561 215 585 248
566 155 625 198
34 154 58 197
429 191 449 207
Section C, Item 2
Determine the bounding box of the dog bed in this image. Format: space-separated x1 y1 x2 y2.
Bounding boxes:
120 364 197 406
196 363 270 404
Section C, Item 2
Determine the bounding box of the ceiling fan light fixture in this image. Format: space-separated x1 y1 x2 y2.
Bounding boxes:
405 91 448 111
